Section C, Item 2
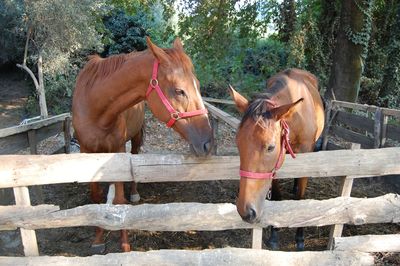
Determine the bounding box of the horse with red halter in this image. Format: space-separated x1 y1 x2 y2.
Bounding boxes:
229 68 324 250
72 37 213 253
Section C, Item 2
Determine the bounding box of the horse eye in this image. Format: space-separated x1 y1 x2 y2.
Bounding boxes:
175 89 186 96
266 145 275 152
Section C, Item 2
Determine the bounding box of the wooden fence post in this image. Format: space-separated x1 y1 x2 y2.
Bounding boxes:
251 228 263 249
373 108 382 148
380 113 388 148
327 143 361 250
27 129 43 204
63 117 71 154
13 186 39 256
211 115 219 155
322 101 332 150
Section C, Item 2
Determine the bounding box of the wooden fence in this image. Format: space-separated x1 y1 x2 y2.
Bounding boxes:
0 148 399 265
0 113 72 155
1 100 399 265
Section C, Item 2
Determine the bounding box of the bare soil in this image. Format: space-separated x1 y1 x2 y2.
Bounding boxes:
0 72 399 265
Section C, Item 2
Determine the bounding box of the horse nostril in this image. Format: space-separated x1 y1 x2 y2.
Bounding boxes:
242 206 257 224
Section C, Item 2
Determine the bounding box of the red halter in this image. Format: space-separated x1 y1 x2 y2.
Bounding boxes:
239 120 296 179
146 60 208 128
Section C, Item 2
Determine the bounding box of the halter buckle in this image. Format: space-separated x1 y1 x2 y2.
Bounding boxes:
171 112 181 120
150 78 158 88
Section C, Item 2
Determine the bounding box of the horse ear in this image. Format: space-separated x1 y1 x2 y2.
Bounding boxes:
228 84 249 113
146 36 169 64
173 37 184 51
271 98 304 120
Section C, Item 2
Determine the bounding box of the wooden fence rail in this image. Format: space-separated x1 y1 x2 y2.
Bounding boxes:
1 147 399 188
0 248 374 266
0 113 71 155
1 194 399 231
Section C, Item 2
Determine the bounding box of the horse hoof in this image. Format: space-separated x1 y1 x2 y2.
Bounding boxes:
91 243 106 254
130 193 140 203
121 243 131 252
296 242 305 251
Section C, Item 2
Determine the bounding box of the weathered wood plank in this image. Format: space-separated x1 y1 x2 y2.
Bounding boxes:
387 123 400 142
0 113 70 138
0 248 374 266
332 100 400 119
0 121 65 154
2 194 399 231
331 125 374 148
251 228 263 249
335 110 374 133
0 205 60 230
328 143 360 249
203 97 235 105
204 102 240 129
13 187 39 256
1 148 400 188
334 234 400 252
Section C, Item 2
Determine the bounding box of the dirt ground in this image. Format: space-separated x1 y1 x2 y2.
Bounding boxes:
0 72 399 265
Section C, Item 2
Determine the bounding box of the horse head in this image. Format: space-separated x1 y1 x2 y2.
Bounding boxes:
145 37 213 156
229 85 303 223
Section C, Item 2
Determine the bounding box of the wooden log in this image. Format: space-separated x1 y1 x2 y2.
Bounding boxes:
0 205 60 230
204 102 240 129
333 234 400 252
327 143 360 249
1 148 400 188
2 194 399 231
0 248 374 266
13 187 39 256
331 125 374 148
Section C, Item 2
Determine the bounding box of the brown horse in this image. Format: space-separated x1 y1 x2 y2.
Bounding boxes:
229 69 324 250
72 37 213 253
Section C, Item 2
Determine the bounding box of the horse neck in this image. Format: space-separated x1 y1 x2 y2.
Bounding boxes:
93 52 153 128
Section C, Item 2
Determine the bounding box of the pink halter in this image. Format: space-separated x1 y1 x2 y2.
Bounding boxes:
146 60 208 128
239 120 296 179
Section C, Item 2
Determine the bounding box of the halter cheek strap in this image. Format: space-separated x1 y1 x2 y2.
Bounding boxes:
146 60 208 128
239 120 296 179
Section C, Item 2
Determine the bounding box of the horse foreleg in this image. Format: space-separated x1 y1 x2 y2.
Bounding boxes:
267 179 281 250
129 130 143 203
294 177 308 251
90 182 106 254
113 182 131 252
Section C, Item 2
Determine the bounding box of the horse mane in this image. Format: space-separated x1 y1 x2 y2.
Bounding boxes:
76 47 194 90
240 74 288 127
240 68 318 128
76 53 131 90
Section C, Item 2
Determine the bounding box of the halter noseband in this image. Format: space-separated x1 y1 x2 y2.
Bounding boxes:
146 60 208 128
239 120 296 179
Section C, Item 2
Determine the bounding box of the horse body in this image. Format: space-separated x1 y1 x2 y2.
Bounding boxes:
72 37 212 253
229 68 324 250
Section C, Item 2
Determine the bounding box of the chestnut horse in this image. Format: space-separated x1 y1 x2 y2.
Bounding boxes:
72 37 213 253
229 69 324 250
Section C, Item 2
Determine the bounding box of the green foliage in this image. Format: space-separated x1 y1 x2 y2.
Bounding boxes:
0 0 25 65
102 10 148 55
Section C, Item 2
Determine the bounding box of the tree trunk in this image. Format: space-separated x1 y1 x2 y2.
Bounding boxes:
37 51 48 118
325 0 371 102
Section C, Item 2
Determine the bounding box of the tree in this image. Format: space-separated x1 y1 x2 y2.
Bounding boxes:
325 0 373 102
16 0 106 118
